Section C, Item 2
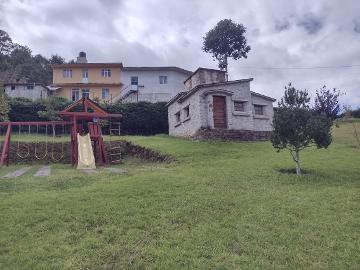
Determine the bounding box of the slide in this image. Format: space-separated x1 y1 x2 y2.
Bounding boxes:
77 133 96 170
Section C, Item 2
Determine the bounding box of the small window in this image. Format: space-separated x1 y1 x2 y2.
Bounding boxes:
159 75 168 84
63 69 72 78
101 68 111 77
183 105 190 118
254 105 264 115
11 85 15 90
102 88 110 99
175 111 180 123
27 85 34 90
82 89 89 98
234 101 245 112
131 76 138 85
82 69 88 78
71 89 80 101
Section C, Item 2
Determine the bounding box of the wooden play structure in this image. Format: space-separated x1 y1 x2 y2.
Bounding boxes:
0 97 122 168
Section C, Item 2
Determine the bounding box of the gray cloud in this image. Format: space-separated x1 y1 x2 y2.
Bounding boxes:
0 0 359 107
298 13 323 34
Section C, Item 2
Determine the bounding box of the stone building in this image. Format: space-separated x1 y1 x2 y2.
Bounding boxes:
166 68 276 140
4 83 50 100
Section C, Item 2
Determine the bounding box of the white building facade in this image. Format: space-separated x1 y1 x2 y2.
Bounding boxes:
4 83 50 100
166 68 276 140
120 67 192 103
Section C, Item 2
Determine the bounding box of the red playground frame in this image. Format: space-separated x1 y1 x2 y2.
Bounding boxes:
0 97 121 167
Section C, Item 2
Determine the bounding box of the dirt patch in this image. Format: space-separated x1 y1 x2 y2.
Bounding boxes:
9 142 71 164
105 141 175 163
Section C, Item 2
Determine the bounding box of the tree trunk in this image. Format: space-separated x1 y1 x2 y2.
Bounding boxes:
295 150 301 176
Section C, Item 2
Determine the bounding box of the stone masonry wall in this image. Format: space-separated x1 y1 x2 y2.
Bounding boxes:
192 128 272 141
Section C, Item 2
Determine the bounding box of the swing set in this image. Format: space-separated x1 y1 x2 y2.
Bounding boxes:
0 97 122 168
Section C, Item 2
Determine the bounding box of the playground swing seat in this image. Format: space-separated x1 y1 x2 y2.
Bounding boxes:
50 124 65 162
34 124 48 160
16 125 31 159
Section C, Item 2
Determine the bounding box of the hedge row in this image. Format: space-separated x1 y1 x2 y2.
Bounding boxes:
7 97 168 135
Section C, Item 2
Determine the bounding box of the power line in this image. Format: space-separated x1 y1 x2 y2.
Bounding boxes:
237 64 360 70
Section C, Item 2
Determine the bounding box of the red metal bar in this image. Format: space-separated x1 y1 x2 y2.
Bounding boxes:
0 121 72 126
58 112 121 118
0 124 11 167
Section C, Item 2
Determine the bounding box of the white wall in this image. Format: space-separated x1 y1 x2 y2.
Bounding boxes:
121 70 189 103
5 85 49 100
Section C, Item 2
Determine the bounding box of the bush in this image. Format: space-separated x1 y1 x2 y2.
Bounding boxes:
8 98 169 135
352 108 360 118
9 97 45 122
106 102 168 135
8 97 70 122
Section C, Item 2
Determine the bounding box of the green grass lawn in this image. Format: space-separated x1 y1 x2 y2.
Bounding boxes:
0 123 359 269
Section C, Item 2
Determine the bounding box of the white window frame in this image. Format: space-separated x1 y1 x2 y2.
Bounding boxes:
82 69 88 78
131 76 138 85
101 68 111 77
63 69 72 78
71 88 80 101
102 88 110 100
159 75 168 84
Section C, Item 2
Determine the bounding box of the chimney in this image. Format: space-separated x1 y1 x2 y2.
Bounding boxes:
184 68 226 91
76 51 88 63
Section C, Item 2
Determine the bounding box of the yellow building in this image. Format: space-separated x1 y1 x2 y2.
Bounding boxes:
51 52 122 102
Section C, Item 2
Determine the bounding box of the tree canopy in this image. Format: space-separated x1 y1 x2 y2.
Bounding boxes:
271 83 339 175
0 29 67 85
203 19 251 79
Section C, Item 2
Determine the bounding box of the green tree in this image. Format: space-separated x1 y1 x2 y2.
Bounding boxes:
0 91 10 122
0 29 66 85
271 83 333 175
314 85 342 121
0 29 14 55
203 19 251 80
49 54 65 65
38 96 69 135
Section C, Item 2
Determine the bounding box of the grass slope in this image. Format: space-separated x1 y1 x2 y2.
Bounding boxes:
0 122 359 269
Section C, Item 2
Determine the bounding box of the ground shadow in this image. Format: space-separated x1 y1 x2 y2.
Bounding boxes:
275 167 314 175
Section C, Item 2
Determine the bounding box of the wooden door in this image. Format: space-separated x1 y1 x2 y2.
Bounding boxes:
213 96 227 129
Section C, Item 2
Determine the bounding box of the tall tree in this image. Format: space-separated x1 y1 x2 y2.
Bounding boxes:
0 29 14 55
271 83 333 175
49 54 65 65
0 29 66 85
203 19 251 80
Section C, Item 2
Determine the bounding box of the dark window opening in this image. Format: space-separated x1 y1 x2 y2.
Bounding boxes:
254 105 264 115
234 101 245 112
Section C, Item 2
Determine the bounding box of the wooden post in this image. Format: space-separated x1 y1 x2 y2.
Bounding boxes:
0 124 11 167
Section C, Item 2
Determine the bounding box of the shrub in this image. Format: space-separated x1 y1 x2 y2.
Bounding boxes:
106 102 168 135
9 97 45 122
8 97 169 135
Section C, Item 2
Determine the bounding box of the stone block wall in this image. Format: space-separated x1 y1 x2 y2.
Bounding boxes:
192 128 272 141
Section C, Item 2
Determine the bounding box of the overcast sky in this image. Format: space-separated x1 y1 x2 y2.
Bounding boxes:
0 0 359 106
